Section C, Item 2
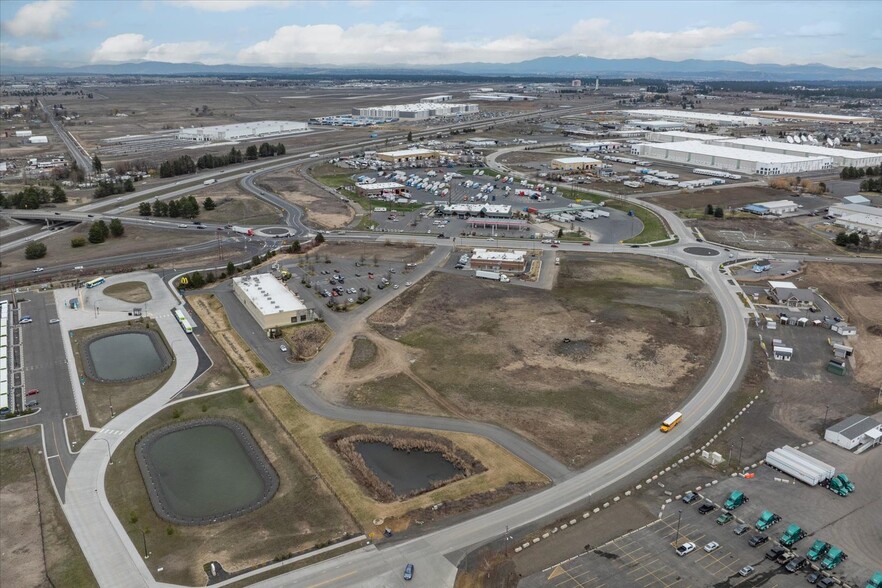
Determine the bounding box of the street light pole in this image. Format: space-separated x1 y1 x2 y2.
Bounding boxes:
97 438 113 465
823 404 830 430
675 509 683 548
738 436 745 470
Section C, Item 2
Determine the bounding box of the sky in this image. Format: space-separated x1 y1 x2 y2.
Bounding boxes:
1 0 880 69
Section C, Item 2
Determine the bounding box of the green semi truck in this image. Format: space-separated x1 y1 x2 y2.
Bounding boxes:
723 490 749 510
779 524 806 547
821 546 847 570
807 539 830 561
755 510 781 531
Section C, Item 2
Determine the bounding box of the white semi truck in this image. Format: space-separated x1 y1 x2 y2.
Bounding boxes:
475 270 510 283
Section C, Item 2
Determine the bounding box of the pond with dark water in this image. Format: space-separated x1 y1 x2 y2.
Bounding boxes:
355 442 462 496
145 424 267 520
88 332 163 380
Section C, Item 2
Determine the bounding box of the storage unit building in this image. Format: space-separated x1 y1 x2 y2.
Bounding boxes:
825 415 882 450
232 274 314 331
632 140 832 175
623 109 765 126
645 131 728 143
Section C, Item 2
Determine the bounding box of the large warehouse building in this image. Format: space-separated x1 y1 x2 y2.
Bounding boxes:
712 138 882 168
351 103 478 119
375 148 439 165
750 110 875 124
551 156 602 171
828 203 882 235
233 274 314 331
177 121 308 142
623 109 765 126
632 140 832 175
645 131 729 143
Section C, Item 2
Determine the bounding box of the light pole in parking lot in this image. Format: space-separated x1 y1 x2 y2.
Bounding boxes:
738 436 745 470
675 509 683 548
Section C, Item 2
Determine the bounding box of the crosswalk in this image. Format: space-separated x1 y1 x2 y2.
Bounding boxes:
99 428 127 437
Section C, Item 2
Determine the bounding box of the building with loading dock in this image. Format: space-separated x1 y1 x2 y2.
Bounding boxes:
233 274 314 332
551 156 602 171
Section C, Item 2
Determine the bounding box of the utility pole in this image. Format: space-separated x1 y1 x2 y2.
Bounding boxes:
675 509 683 548
738 436 745 470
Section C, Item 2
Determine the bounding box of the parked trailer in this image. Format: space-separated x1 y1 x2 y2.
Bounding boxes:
764 450 827 486
475 270 510 283
777 446 836 480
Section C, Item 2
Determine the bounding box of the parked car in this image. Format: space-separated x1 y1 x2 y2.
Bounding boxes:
704 541 720 553
675 542 696 557
733 524 750 535
19 316 33 324
698 502 717 515
403 563 414 581
806 571 821 584
49 318 60 324
785 556 807 573
25 400 38 408
817 578 835 588
766 546 787 560
749 534 769 547
716 512 734 525
26 389 39 396
738 565 754 577
279 344 288 353
682 491 700 504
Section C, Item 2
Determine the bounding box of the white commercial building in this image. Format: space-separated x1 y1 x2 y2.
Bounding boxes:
14 129 32 137
351 103 478 119
645 131 728 143
753 200 799 215
750 110 876 124
713 138 882 168
420 95 453 103
623 109 765 126
551 156 602 171
438 203 512 217
632 140 832 175
628 120 686 131
465 138 497 147
569 141 621 153
27 136 48 144
843 195 871 205
177 121 308 142
469 248 527 272
825 415 882 450
828 203 882 235
232 274 314 331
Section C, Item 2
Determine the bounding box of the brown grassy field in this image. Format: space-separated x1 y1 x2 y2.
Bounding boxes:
258 167 353 229
690 217 842 253
103 281 152 303
313 241 433 265
188 294 268 379
646 185 785 211
322 255 722 469
104 389 357 586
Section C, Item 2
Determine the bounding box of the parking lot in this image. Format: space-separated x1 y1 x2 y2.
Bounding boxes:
353 168 639 244
528 441 882 588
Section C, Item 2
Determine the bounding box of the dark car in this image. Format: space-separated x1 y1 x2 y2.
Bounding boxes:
26 389 40 396
785 556 807 572
733 524 750 535
766 545 786 560
806 571 821 584
817 578 835 588
682 491 700 504
403 563 414 581
749 534 769 547
698 503 717 515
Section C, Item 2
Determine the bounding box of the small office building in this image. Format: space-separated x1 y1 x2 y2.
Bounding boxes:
825 415 882 450
233 274 314 331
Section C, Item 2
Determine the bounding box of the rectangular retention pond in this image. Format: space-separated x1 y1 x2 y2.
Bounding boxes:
355 442 463 496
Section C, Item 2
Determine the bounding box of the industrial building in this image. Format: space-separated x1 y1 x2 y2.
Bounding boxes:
828 203 882 235
469 248 527 272
645 131 728 143
569 141 621 153
750 110 876 124
632 140 832 175
712 138 882 168
749 200 799 216
842 195 871 205
438 203 512 217
825 415 882 450
28 136 48 144
232 274 314 331
351 103 478 119
375 148 439 165
177 121 308 142
628 120 686 131
355 182 409 198
623 109 765 126
551 156 602 171
468 92 537 101
420 95 453 103
14 129 32 137
465 137 497 147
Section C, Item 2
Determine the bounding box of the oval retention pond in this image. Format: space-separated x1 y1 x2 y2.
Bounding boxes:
356 442 462 496
137 420 278 524
88 332 164 381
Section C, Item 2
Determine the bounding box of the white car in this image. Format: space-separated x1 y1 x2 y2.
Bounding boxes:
74 265 84 270
49 318 60 324
676 542 696 556
703 541 720 553
33 267 45 273
279 344 288 353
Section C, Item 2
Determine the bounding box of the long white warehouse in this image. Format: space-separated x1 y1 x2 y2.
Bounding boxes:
632 140 832 175
645 131 729 143
713 138 882 168
177 121 308 142
352 103 478 119
623 109 764 126
750 110 875 124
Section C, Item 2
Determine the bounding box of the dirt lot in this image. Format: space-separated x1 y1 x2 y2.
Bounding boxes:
2 223 216 274
104 389 357 586
690 217 841 253
260 386 548 535
320 256 721 469
103 280 152 303
314 241 432 264
646 185 788 212
259 167 354 229
189 293 268 379
282 322 332 361
0 429 97 588
804 262 882 387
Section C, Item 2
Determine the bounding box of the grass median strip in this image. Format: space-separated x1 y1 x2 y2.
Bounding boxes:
189 293 269 379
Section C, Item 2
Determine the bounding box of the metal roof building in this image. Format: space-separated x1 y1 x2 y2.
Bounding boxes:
713 138 882 168
176 121 308 142
232 274 314 331
632 140 832 175
825 415 882 450
645 131 728 143
750 110 875 124
623 109 765 126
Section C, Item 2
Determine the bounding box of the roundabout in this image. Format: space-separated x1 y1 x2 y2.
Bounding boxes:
683 246 721 257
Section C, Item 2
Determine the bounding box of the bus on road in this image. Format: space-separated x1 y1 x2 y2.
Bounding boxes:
84 277 106 289
173 309 193 334
660 411 683 433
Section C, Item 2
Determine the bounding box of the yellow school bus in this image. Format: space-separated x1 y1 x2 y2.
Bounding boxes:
660 411 683 432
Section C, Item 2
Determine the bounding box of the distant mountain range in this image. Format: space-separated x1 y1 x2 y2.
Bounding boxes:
2 55 880 82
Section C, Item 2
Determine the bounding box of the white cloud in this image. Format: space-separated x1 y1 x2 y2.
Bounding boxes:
0 43 46 63
1 0 72 39
167 0 290 12
91 34 155 63
237 19 759 66
90 34 226 64
788 22 843 37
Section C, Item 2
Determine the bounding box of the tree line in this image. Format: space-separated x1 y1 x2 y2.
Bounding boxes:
138 195 201 219
839 165 881 180
94 178 136 198
0 185 67 209
834 231 881 252
158 143 286 179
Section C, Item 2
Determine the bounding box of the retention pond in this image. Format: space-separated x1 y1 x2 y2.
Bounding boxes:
355 441 463 496
87 331 166 381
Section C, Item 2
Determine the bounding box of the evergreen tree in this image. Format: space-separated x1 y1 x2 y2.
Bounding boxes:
51 184 67 203
227 261 236 275
245 145 258 160
289 240 301 254
203 197 216 211
97 219 110 239
25 242 47 259
88 222 106 243
276 143 286 155
92 154 103 174
314 232 325 244
139 202 152 216
168 200 181 217
714 206 724 218
109 218 124 237
705 204 714 215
